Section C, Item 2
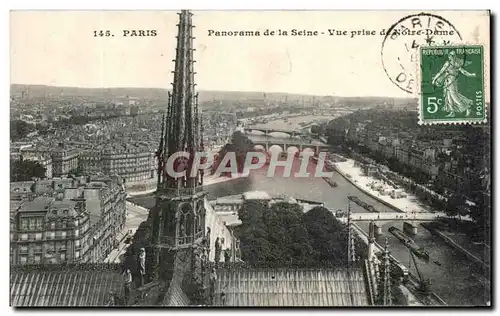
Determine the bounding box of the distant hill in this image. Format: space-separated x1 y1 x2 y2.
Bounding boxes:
11 84 416 108
11 84 168 101
11 84 333 101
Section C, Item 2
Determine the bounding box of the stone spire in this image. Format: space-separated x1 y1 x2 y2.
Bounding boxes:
149 9 207 258
134 11 209 306
160 9 203 194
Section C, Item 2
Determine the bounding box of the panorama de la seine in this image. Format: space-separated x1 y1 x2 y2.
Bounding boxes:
9 11 491 308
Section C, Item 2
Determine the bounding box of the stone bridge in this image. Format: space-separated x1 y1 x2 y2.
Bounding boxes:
244 127 306 138
252 140 331 156
336 211 445 236
344 212 444 222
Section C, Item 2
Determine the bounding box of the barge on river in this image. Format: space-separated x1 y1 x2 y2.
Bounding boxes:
389 226 430 262
348 195 378 213
322 177 337 187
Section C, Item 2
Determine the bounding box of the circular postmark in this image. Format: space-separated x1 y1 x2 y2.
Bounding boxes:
381 12 463 94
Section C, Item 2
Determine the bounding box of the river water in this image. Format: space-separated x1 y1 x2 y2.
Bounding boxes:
129 130 489 306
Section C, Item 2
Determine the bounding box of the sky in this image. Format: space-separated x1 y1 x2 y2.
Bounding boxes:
10 10 490 97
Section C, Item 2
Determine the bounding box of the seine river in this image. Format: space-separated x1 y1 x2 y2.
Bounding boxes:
130 121 489 306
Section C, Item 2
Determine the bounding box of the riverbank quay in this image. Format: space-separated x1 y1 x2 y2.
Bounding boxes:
347 151 486 222
330 159 428 214
126 179 157 197
331 157 486 265
421 222 490 270
350 152 447 195
331 157 472 219
127 173 245 197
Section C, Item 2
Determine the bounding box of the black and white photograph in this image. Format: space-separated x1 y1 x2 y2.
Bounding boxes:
8 9 492 307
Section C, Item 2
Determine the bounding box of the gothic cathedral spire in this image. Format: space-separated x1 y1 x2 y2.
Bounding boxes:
151 10 206 263
159 10 203 194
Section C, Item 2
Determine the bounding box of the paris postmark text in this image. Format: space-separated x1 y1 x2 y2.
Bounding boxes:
381 12 462 95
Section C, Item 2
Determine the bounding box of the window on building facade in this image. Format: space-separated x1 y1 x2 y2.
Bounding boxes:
35 233 42 241
60 253 66 261
20 218 29 230
34 217 43 230
20 256 27 264
48 231 55 240
61 231 66 238
28 219 36 230
75 251 80 259
58 242 66 251
20 234 28 241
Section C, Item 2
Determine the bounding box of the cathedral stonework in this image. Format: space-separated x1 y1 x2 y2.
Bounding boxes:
145 11 208 303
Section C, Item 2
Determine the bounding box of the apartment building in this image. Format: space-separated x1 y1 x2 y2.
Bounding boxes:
51 146 80 177
79 143 155 184
10 175 127 265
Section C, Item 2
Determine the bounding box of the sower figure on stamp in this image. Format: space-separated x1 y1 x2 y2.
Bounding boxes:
432 50 476 117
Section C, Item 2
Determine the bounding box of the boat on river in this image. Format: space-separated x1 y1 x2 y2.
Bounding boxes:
322 177 337 187
347 195 379 213
389 226 430 262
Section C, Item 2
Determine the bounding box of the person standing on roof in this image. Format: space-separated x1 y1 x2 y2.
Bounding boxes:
106 291 116 306
214 237 221 267
138 248 146 286
123 268 132 303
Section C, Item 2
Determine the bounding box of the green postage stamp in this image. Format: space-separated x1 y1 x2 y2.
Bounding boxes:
418 45 486 125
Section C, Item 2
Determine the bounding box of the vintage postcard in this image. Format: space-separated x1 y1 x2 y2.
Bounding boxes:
10 10 491 307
